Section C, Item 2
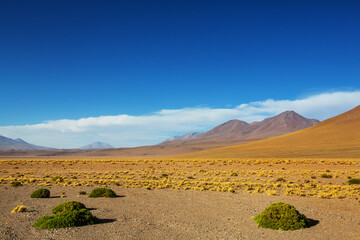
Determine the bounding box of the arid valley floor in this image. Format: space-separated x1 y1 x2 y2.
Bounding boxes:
1 158 360 239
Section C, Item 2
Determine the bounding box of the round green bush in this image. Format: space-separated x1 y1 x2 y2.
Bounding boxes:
347 178 360 185
89 188 116 198
33 208 99 229
51 201 86 215
253 202 310 231
31 188 50 198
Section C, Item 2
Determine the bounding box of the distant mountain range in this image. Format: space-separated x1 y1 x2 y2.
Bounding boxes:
80 141 114 149
0 135 53 151
163 110 319 145
78 110 320 157
164 132 202 142
184 105 360 158
0 110 321 156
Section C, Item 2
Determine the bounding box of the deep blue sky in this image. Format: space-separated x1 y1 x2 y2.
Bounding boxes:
1 0 359 126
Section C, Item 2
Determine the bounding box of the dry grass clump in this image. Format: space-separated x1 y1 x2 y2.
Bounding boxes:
11 181 22 187
253 202 310 231
11 205 27 213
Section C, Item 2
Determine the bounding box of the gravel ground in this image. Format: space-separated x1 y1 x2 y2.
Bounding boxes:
1 185 360 240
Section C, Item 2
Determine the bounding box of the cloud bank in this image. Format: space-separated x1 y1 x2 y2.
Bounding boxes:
0 90 359 148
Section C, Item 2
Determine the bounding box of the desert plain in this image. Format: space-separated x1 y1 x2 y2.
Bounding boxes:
1 157 360 240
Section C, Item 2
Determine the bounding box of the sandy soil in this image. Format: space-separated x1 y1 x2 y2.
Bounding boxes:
1 185 360 240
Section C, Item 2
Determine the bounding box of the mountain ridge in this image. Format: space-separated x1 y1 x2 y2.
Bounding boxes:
89 110 320 157
182 110 320 143
163 132 202 142
0 110 321 157
0 135 53 151
80 141 114 149
181 105 360 158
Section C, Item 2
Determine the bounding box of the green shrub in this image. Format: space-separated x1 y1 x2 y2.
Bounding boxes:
33 208 99 229
79 191 87 195
321 174 332 178
33 201 99 229
253 202 310 231
11 181 22 187
51 201 86 215
31 188 50 198
347 178 360 185
89 188 116 198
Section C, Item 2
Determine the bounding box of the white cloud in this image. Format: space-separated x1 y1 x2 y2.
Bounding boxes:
0 90 359 148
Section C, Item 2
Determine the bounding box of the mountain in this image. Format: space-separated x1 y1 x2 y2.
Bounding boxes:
186 111 319 143
164 132 202 142
80 141 114 149
196 120 249 140
0 135 52 151
235 110 320 141
183 105 360 158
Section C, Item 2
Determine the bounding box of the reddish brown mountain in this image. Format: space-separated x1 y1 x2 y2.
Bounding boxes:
196 120 249 140
235 111 320 142
188 111 319 143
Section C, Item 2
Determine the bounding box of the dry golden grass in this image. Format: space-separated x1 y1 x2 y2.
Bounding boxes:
1 157 360 200
11 205 27 213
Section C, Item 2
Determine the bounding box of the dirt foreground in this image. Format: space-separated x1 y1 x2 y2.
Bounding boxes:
1 185 360 240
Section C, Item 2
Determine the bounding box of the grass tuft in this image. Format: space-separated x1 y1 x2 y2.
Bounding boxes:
11 205 27 213
11 181 22 187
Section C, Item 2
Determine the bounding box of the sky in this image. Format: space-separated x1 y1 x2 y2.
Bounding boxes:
0 0 359 148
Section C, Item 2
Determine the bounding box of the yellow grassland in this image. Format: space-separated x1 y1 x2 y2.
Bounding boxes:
1 158 360 200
